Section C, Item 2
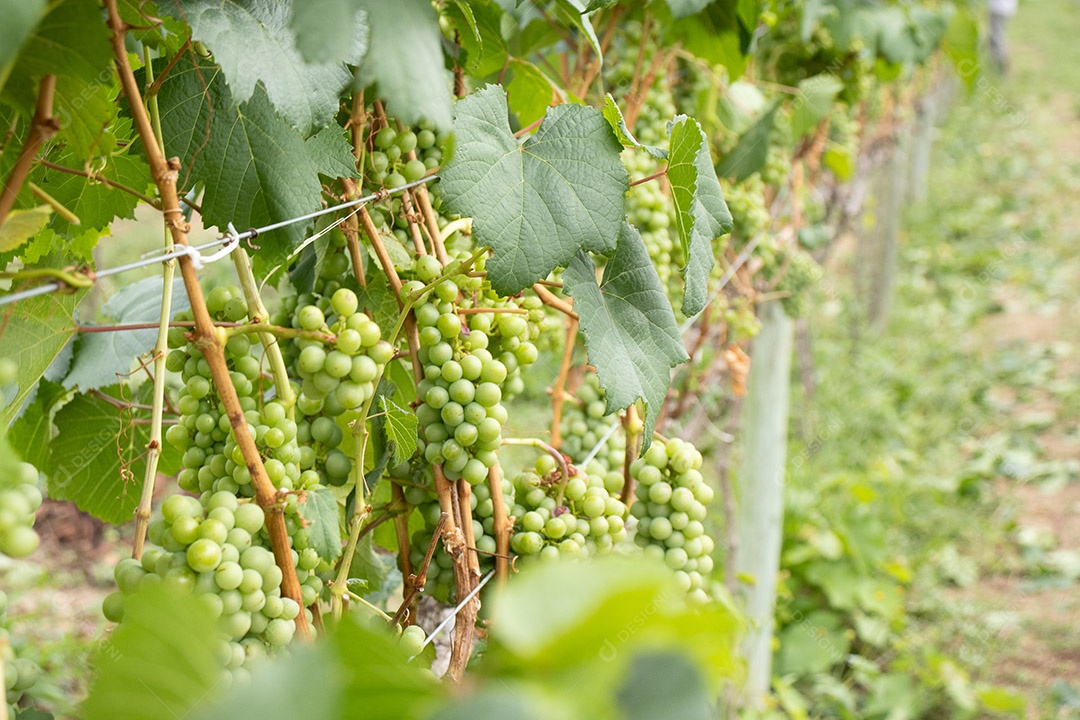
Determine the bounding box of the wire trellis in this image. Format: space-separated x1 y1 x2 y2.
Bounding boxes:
0 175 439 308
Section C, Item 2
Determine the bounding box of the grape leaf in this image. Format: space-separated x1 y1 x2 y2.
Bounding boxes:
160 0 360 134
0 206 51 253
0 291 81 429
46 389 152 524
82 584 223 720
617 652 713 720
64 276 191 392
30 149 153 263
667 115 732 316
790 74 843 140
355 0 452 131
193 645 341 720
440 85 628 296
669 3 748 81
289 0 368 65
715 104 779 182
562 224 688 447
943 7 979 89
602 95 667 160
553 0 603 66
379 396 417 466
445 0 507 78
505 59 556 128
299 485 343 562
663 0 714 19
2 0 116 156
346 534 394 598
333 615 445 719
0 0 46 93
156 60 357 269
7 378 66 470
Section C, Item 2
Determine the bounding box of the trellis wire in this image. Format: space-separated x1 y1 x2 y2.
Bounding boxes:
0 175 438 308
419 569 496 653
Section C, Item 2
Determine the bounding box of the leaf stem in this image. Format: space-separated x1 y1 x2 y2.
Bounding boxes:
532 283 577 319
0 75 58 231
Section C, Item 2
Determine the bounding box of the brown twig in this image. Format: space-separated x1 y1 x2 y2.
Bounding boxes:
532 283 577 319
487 464 511 582
0 76 59 230
391 512 446 625
103 0 311 641
620 405 640 505
548 316 579 449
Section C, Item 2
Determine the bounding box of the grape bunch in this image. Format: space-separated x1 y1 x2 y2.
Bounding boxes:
775 248 823 319
629 437 715 605
559 372 626 477
2 590 42 716
625 149 677 289
0 462 42 559
509 457 629 562
103 492 317 684
410 255 538 485
722 176 770 241
368 120 447 190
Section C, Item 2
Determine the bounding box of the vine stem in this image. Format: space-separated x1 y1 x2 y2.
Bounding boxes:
629 168 668 188
0 75 58 230
533 283 577 319
619 405 641 505
548 317 579 449
103 0 310 641
391 513 447 625
486 464 511 582
132 48 175 561
232 248 297 416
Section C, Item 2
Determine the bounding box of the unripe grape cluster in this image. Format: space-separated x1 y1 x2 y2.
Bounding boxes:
508 456 629 562
722 176 770 240
630 438 715 605
410 255 539 485
559 372 626 476
0 462 42 559
103 492 317 684
2 590 42 716
368 119 447 190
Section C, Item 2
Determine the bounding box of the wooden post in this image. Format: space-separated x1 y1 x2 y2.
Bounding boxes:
734 299 794 706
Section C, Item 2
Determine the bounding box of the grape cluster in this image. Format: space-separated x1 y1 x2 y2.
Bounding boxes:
722 176 770 241
630 438 715 605
410 255 538 485
559 373 626 476
0 462 42 559
775 248 823 319
103 493 316 683
2 590 42 716
368 120 447 190
509 457 629 562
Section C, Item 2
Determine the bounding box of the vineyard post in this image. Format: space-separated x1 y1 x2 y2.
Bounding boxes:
907 92 936 205
867 107 908 331
734 299 794 706
102 0 311 641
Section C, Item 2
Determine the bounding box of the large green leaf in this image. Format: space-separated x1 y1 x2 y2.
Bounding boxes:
440 85 628 295
28 146 152 264
601 95 667 160
562 224 687 450
2 0 116 156
0 291 80 429
791 74 843 140
505 59 555 128
0 0 46 92
669 3 749 81
64 277 190 392
333 615 445 719
445 0 507 78
156 60 357 269
299 485 343 562
82 584 223 720
355 0 452 131
667 115 732 317
161 0 360 134
194 646 340 720
0 206 50 254
617 652 714 720
942 7 979 89
715 104 779 182
7 378 65 469
289 0 368 65
46 389 155 524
